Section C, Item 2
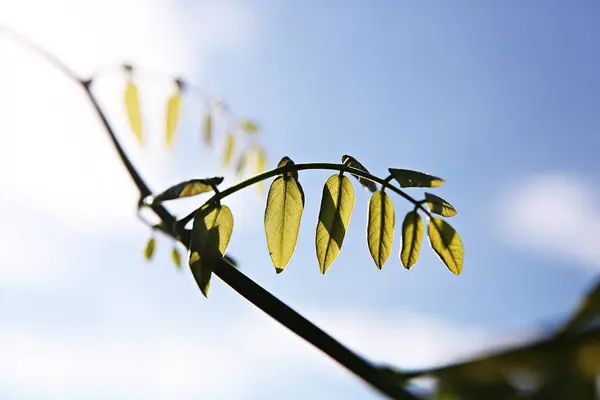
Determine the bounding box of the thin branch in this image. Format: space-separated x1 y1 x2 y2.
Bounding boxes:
1 26 418 400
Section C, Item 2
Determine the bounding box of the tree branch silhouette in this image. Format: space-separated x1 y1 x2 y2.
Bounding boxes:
0 26 417 400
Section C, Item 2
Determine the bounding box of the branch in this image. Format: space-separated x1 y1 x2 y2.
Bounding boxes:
1 26 418 400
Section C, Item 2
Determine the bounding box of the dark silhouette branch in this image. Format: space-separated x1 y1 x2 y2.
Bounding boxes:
1 26 417 400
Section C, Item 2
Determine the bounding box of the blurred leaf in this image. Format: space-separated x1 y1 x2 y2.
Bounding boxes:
560 280 600 335
235 151 248 179
256 147 268 192
165 84 182 148
203 113 212 147
428 217 463 275
316 174 355 274
264 173 305 273
425 192 457 217
153 177 224 203
342 154 377 192
240 120 259 133
222 134 235 167
400 211 424 270
144 237 156 261
367 190 395 269
171 247 182 269
124 80 143 144
190 204 234 297
388 168 445 188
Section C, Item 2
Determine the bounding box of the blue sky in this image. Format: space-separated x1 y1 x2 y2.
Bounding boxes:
1 0 599 399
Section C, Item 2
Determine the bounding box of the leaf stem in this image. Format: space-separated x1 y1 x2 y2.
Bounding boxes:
2 27 418 399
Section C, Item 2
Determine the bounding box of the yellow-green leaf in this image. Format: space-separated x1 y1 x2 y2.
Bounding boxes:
277 156 298 180
190 204 234 297
400 211 424 270
235 151 248 179
144 237 156 261
222 134 235 167
171 247 182 269
367 191 395 269
315 174 355 274
388 168 445 188
342 154 377 192
428 217 463 275
203 113 212 147
425 192 457 217
256 147 267 192
264 176 305 273
153 177 223 203
165 88 182 148
124 81 143 144
240 120 259 133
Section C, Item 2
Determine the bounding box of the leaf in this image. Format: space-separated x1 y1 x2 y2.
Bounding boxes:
342 154 377 192
240 120 259 133
189 204 234 297
400 211 424 270
425 192 457 217
428 217 463 275
124 80 143 144
203 113 212 147
264 173 305 273
171 247 182 269
165 87 182 148
235 151 248 178
315 174 355 274
388 168 445 188
277 156 298 180
222 134 235 167
256 147 268 192
144 237 156 261
153 177 224 203
367 191 395 269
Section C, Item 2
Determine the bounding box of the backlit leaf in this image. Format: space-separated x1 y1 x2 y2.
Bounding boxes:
222 134 235 167
425 192 457 217
342 154 377 192
235 151 248 178
203 113 212 147
240 120 259 133
256 147 267 192
153 177 223 203
277 156 298 180
428 217 463 275
144 237 156 261
124 80 143 144
400 211 424 270
190 204 234 297
367 191 395 269
171 247 182 269
388 168 445 188
165 85 182 148
264 174 305 273
315 174 355 274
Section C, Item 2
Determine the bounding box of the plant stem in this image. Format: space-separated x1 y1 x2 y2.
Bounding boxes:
1 26 418 400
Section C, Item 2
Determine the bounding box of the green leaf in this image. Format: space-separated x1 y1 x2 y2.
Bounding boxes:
342 154 377 192
277 156 298 180
171 247 182 269
400 211 424 270
189 204 235 297
124 80 143 144
144 237 156 261
315 174 355 274
240 120 259 133
153 177 223 203
256 147 267 192
388 168 445 188
428 217 463 275
367 190 395 269
264 175 305 273
222 134 235 167
203 113 212 147
165 85 182 148
425 192 457 217
235 151 248 178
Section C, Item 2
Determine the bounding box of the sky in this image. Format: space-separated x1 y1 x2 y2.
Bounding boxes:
0 0 599 398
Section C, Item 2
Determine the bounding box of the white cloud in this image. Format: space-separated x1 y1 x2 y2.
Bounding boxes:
496 172 600 270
